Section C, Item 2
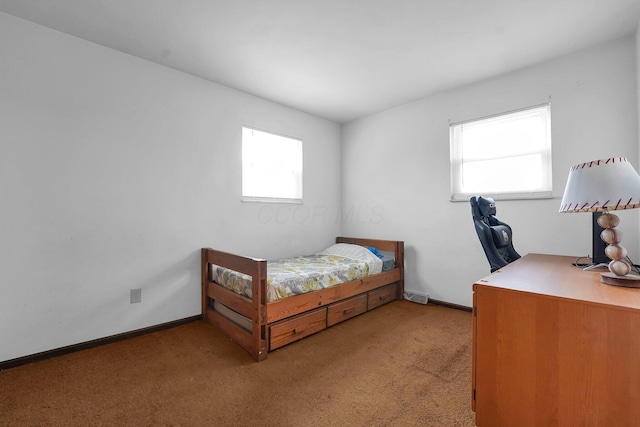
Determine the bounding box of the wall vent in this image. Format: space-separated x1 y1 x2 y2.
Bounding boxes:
403 291 429 305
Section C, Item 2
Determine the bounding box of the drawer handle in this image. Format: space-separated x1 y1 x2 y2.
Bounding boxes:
293 326 307 334
379 295 388 301
342 308 353 315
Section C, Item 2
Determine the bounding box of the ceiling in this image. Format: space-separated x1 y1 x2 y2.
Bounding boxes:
1 0 639 123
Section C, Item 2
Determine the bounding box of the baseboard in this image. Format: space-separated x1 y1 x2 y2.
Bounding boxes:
427 298 472 312
0 315 202 371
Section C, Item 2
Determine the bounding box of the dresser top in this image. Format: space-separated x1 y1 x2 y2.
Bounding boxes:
474 253 640 311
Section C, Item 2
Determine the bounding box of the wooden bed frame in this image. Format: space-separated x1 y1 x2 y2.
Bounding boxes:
201 237 404 361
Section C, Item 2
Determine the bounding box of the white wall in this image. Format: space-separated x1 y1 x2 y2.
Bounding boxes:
0 13 341 362
637 23 640 259
342 35 639 307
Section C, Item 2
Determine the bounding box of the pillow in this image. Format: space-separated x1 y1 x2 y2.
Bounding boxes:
366 246 384 258
319 243 383 275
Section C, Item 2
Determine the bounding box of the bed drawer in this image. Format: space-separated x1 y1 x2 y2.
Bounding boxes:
269 308 327 350
327 294 367 327
368 284 398 310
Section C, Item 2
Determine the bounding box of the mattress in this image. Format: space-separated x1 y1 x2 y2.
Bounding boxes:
212 243 384 302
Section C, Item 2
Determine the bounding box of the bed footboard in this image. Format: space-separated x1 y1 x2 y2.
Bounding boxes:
201 248 268 361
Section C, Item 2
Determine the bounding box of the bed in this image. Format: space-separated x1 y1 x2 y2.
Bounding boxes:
201 237 405 361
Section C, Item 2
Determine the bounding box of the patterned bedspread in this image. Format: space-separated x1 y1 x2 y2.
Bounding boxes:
212 254 373 302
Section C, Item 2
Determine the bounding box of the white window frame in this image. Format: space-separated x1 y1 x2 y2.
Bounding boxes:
449 103 553 202
242 126 303 203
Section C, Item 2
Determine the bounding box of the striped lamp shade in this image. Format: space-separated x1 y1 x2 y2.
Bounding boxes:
559 157 640 213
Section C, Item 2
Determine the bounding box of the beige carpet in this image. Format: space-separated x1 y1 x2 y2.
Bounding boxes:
0 301 475 426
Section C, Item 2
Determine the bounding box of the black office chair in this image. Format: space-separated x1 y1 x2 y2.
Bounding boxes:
470 196 521 272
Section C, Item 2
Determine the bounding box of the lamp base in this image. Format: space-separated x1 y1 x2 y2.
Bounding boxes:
600 272 640 288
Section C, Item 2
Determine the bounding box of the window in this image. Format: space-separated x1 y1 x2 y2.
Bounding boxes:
449 104 552 201
242 126 303 202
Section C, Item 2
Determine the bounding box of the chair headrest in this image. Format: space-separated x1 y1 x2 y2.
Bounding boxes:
470 196 496 220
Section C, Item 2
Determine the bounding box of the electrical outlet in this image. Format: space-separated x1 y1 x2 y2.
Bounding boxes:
130 288 142 304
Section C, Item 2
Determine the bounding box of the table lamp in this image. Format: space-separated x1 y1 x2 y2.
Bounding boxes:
559 157 640 287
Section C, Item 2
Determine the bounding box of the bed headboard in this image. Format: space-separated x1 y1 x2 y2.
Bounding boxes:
337 236 404 266
336 236 402 253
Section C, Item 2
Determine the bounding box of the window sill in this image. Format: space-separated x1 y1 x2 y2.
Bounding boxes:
450 191 554 202
242 197 303 204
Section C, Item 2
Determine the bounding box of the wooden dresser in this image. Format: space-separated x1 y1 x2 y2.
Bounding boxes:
472 253 640 427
